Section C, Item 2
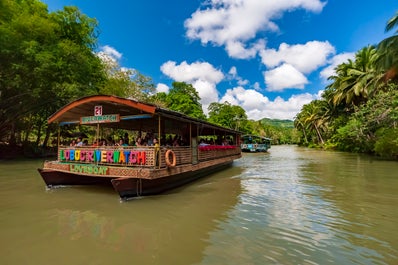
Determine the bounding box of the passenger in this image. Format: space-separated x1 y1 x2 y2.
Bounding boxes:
222 138 229 146
136 137 143 146
117 139 128 146
153 138 160 149
199 139 209 146
144 132 153 146
70 139 76 146
153 138 160 166
76 137 83 146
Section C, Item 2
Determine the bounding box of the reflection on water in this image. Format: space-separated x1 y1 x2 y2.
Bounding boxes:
1 146 398 265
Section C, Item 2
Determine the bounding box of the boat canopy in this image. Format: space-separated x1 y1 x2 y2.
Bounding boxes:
48 95 241 136
241 134 271 143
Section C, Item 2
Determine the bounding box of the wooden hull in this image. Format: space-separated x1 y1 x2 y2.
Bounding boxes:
37 156 237 200
38 168 114 186
111 161 233 200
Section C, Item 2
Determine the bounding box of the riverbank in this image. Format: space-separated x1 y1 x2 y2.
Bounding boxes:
0 143 56 160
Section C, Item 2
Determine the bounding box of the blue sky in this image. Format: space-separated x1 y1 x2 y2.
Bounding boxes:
43 0 396 120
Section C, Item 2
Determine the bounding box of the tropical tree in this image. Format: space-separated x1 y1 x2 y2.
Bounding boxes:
207 101 248 131
0 1 106 147
294 100 328 145
327 46 382 111
377 11 398 81
98 51 155 100
163 82 206 120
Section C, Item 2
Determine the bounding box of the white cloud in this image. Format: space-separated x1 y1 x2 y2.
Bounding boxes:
320 52 355 81
156 83 169 93
260 41 335 74
264 64 308 91
99 45 122 61
184 0 326 58
227 66 249 86
160 61 224 110
160 60 224 84
225 39 266 59
192 79 219 107
220 86 318 120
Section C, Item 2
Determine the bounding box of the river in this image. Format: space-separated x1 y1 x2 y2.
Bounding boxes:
0 145 397 265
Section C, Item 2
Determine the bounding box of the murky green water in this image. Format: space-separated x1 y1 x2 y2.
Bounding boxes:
1 145 397 264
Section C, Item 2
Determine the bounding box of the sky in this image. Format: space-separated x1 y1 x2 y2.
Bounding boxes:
42 0 397 121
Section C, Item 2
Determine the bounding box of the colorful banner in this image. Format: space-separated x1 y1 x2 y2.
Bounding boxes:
59 148 147 165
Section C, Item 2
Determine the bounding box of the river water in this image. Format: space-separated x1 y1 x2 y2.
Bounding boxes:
0 145 397 265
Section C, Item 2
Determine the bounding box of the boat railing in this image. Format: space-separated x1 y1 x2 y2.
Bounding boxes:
56 144 241 168
197 145 241 161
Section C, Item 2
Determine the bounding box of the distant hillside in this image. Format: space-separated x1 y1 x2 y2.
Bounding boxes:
260 118 294 128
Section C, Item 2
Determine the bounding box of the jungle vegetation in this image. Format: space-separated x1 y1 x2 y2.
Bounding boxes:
294 12 398 159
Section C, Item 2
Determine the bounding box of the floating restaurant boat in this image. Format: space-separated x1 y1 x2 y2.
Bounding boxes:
37 95 242 200
240 134 271 153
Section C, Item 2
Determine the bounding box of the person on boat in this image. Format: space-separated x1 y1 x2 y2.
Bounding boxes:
153 137 160 166
199 139 209 146
117 139 128 146
107 137 115 146
144 132 153 146
76 137 83 146
222 137 229 146
135 137 143 146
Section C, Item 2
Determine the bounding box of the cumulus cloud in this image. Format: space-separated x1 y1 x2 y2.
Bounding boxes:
225 39 266 59
156 83 169 93
320 52 355 81
260 41 335 73
97 45 122 62
160 61 224 84
264 64 309 91
184 0 326 58
220 86 318 120
160 61 224 108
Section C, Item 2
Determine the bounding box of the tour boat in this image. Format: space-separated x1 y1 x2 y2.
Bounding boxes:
37 95 242 200
240 134 271 153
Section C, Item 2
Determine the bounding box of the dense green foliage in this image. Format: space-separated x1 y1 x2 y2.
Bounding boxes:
0 0 154 153
150 82 206 120
208 102 248 131
294 12 398 159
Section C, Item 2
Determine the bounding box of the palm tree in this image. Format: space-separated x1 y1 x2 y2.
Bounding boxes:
327 46 382 110
295 100 328 145
377 11 398 81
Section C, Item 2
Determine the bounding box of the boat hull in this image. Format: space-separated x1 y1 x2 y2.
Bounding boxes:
111 161 232 200
37 159 235 200
37 168 114 187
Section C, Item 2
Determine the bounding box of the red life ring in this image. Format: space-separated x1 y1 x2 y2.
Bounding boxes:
165 149 176 167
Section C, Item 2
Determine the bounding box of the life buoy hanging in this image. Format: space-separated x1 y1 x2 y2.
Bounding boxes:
165 149 176 167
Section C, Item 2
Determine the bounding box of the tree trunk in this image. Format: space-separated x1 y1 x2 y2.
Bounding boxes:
314 125 324 145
